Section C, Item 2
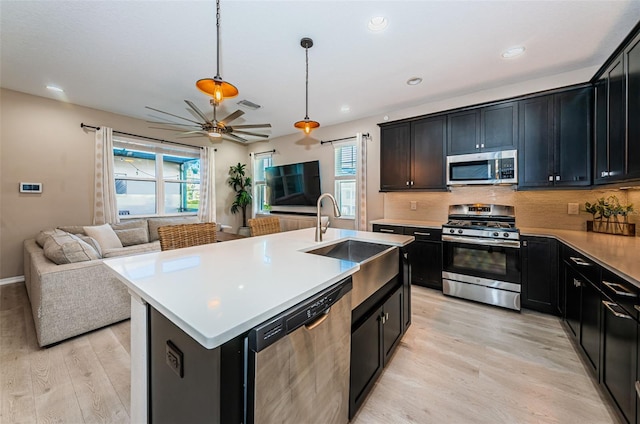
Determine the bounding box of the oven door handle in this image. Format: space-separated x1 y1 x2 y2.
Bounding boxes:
442 234 520 248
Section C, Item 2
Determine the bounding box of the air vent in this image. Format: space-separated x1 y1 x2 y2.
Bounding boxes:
237 99 261 110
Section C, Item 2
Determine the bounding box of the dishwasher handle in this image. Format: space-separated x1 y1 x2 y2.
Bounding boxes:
305 307 331 331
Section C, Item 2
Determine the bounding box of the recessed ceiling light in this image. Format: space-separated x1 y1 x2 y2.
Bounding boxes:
341 105 351 113
502 46 525 58
46 85 64 93
406 77 423 86
368 16 388 31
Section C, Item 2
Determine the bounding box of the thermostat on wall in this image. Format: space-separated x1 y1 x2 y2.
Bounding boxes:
20 182 42 193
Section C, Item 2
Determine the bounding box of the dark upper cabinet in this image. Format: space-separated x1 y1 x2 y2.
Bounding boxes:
447 110 480 155
379 116 446 191
447 102 517 155
625 32 640 180
518 86 591 189
595 54 626 183
380 123 411 190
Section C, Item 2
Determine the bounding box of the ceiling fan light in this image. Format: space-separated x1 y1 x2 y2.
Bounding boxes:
294 119 320 134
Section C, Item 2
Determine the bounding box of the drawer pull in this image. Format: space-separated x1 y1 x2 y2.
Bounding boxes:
636 381 640 399
602 300 632 319
570 256 592 267
635 305 640 313
379 229 395 233
413 232 431 237
573 278 581 288
602 281 637 298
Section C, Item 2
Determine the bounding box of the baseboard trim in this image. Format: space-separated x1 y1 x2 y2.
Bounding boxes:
0 275 25 286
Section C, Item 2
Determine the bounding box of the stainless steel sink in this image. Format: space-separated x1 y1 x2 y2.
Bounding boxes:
306 240 399 310
306 239 392 263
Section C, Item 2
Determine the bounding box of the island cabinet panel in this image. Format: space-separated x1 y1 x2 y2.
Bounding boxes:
380 123 411 190
518 86 591 189
349 283 405 419
521 236 559 315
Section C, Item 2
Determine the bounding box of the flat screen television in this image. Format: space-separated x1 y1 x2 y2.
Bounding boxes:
265 160 321 212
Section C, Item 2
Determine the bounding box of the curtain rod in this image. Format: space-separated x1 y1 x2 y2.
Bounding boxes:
80 123 206 150
320 133 370 145
249 149 276 156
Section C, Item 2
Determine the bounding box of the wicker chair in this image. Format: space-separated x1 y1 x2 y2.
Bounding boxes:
157 222 217 251
248 217 281 237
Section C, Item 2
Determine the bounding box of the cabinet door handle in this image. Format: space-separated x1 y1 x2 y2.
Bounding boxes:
635 381 640 399
475 144 479 149
602 281 637 298
601 171 610 177
635 305 640 313
555 175 560 181
602 300 632 319
406 181 410 186
573 278 582 288
548 175 554 182
480 144 485 148
570 256 592 267
413 232 431 236
379 228 395 233
410 181 414 186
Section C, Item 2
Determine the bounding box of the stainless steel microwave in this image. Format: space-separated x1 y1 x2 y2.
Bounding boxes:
446 149 517 185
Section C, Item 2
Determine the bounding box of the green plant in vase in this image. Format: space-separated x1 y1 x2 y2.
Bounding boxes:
228 163 252 233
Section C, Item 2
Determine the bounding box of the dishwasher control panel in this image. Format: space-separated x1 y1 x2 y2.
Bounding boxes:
248 277 352 352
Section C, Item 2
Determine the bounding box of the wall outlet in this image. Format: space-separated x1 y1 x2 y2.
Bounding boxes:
568 203 580 215
410 201 417 211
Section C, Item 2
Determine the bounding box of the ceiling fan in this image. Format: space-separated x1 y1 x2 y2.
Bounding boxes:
146 100 271 143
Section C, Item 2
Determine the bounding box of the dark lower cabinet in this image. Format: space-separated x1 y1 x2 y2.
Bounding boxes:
349 285 404 419
581 279 601 372
403 227 442 290
521 236 558 314
602 295 638 424
564 265 582 340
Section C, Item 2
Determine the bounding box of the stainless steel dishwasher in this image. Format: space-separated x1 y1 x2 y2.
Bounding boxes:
245 277 352 424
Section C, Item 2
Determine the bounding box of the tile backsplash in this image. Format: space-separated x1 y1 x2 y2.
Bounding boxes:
384 186 638 233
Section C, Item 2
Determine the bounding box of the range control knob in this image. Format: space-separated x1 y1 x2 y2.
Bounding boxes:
503 232 510 238
457 229 463 234
493 232 499 237
449 229 455 234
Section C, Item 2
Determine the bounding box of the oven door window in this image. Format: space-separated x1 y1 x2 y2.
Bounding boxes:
449 160 494 181
443 242 520 283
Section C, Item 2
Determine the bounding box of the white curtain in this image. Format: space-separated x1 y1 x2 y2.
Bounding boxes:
356 132 368 231
93 127 119 225
198 146 217 223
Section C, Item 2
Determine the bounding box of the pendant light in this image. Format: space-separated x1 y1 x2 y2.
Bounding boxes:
196 0 238 105
294 37 320 135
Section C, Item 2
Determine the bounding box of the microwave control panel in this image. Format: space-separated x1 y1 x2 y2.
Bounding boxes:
498 158 515 179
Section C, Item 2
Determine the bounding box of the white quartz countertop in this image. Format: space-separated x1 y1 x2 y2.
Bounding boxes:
104 227 413 349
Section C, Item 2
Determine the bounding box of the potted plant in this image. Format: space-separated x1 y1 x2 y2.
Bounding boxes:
584 195 635 236
228 163 252 236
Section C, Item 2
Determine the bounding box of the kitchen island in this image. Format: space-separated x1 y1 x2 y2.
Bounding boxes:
104 227 414 423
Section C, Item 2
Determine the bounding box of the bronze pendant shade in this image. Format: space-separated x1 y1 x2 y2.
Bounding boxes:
294 37 320 135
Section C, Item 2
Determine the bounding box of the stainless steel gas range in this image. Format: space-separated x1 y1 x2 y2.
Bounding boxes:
441 204 521 311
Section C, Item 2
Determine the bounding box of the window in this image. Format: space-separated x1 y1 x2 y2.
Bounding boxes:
113 138 200 217
334 143 357 219
253 152 272 214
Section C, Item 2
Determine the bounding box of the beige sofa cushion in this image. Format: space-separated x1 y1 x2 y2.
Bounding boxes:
102 241 161 258
43 233 100 264
84 224 123 250
36 229 67 248
57 225 88 236
111 219 149 246
147 216 199 242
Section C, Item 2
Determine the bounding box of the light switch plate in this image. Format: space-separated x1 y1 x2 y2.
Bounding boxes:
568 203 579 215
410 201 417 211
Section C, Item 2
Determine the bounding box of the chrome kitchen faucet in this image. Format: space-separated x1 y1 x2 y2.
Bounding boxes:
316 193 341 242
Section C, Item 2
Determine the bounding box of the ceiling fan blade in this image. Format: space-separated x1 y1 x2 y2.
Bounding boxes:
180 130 207 135
184 100 212 124
230 123 272 129
225 133 249 143
146 121 197 127
145 106 203 124
176 133 209 138
233 130 270 138
149 126 201 132
220 110 245 125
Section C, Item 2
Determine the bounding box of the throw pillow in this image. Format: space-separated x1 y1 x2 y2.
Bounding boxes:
43 233 100 264
36 229 67 248
114 227 149 246
76 235 103 258
83 224 123 251
57 225 88 236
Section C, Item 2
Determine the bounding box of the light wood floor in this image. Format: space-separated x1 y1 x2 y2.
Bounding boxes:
1 282 620 423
